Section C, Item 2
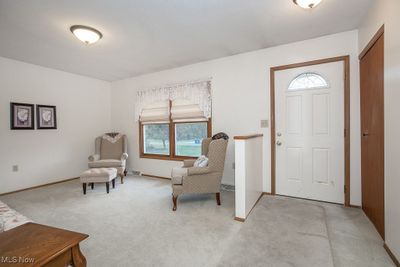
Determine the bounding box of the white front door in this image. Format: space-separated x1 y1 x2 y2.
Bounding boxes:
275 61 344 204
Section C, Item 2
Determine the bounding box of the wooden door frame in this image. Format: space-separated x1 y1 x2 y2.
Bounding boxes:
270 55 351 206
359 25 385 239
359 25 384 60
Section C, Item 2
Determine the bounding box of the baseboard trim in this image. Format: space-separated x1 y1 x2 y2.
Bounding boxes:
234 217 245 222
141 173 171 180
251 192 265 212
233 192 265 223
384 243 400 267
0 177 79 196
349 204 362 209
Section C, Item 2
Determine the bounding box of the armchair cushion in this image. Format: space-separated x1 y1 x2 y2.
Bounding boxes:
88 154 100 162
88 159 125 168
183 159 196 168
100 135 124 160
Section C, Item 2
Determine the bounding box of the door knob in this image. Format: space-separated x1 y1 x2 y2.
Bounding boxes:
276 141 282 146
362 131 369 137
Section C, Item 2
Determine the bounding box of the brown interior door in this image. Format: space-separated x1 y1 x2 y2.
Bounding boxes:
360 33 385 239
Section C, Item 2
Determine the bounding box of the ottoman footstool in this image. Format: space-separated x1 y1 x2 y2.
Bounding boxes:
80 168 117 194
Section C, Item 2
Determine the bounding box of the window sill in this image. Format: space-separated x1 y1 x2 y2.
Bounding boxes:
140 154 196 161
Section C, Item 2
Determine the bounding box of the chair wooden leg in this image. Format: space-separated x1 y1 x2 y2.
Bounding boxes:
216 192 221 206
120 173 124 184
112 179 115 188
82 183 86 195
172 195 178 211
91 183 94 190
106 182 110 194
124 169 127 176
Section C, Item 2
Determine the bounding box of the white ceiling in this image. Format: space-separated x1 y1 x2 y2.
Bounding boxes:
0 0 372 81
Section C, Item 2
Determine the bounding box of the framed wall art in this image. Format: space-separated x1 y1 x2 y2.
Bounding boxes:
10 102 35 130
36 105 57 129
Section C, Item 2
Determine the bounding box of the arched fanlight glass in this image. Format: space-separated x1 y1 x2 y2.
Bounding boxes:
288 72 329 91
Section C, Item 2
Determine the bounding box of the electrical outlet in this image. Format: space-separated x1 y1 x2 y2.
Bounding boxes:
261 120 269 128
12 165 18 172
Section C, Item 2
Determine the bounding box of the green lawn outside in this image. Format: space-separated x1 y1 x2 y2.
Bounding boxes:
145 139 201 157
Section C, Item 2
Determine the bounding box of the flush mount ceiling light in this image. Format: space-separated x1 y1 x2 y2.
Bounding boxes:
293 0 322 9
70 25 102 45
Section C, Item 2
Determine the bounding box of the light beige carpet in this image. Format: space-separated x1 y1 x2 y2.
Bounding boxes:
0 176 394 267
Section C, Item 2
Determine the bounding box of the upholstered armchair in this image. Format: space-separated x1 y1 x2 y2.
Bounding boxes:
171 138 228 211
88 133 128 183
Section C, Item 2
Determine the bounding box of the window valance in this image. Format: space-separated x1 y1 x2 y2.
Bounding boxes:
135 79 211 122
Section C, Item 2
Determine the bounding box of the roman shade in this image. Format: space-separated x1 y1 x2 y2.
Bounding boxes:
139 100 169 123
135 79 211 122
171 99 206 122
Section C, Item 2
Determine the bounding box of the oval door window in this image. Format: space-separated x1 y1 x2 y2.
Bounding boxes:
288 72 329 91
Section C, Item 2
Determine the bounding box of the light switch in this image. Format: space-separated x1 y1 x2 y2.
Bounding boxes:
261 120 269 128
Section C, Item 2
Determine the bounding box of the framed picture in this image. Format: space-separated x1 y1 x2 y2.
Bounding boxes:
10 102 35 130
36 105 57 129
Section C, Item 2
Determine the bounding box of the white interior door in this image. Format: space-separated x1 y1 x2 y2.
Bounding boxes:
275 61 344 204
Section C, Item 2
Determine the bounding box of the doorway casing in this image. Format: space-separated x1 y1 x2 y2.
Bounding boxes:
270 56 351 206
359 25 385 239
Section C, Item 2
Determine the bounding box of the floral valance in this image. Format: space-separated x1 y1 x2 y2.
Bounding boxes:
135 79 212 122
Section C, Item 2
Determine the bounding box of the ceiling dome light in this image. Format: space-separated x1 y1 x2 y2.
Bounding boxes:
293 0 322 9
70 25 102 45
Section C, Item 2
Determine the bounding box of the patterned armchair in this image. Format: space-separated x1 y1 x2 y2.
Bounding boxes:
88 133 128 183
171 138 228 211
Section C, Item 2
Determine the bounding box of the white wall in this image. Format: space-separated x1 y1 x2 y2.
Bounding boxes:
358 0 400 259
235 137 263 220
0 57 111 194
110 30 362 206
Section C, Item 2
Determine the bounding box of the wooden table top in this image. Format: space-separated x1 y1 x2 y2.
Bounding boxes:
0 222 88 266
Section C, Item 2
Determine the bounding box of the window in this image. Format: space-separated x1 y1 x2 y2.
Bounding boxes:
175 122 208 157
143 124 170 155
288 72 329 91
140 120 211 160
139 100 211 160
